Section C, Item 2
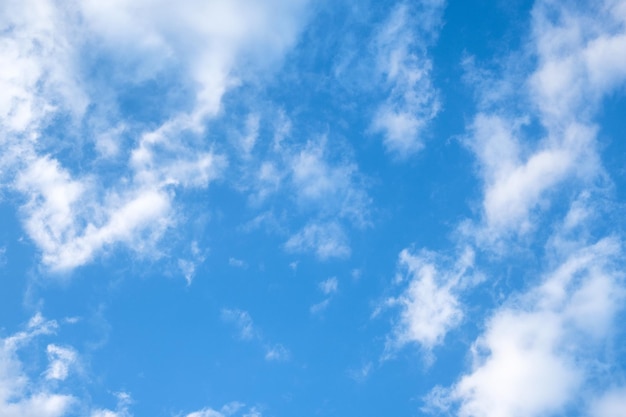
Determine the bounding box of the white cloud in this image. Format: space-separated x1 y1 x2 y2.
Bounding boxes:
79 0 309 119
452 311 582 417
386 248 476 354
432 238 625 417
178 259 196 286
310 277 339 314
465 115 597 241
178 241 207 285
95 125 126 158
289 138 370 228
285 222 351 260
44 344 77 381
319 277 338 295
221 309 257 341
0 314 136 417
221 309 290 362
309 298 331 315
238 114 260 158
185 402 259 417
530 0 626 124
264 344 290 362
228 257 248 269
377 0 626 412
90 392 132 417
371 2 443 156
348 362 372 383
91 411 121 417
0 315 74 417
462 0 626 244
232 118 370 259
590 387 626 417
0 0 309 271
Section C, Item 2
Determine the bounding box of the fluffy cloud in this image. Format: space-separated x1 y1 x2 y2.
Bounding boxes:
16 156 174 270
45 344 78 381
430 238 625 417
463 0 626 243
386 248 476 354
412 1 626 412
530 0 626 123
465 114 597 240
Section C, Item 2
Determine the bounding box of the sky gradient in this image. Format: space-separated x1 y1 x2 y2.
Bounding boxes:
1 0 626 416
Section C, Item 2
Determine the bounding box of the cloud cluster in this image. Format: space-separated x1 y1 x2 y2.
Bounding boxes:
0 314 135 417
386 0 626 414
464 0 626 244
389 0 626 358
0 0 309 272
0 313 266 417
0 315 75 417
231 119 372 260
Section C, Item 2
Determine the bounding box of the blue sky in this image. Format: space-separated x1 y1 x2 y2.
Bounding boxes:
1 0 626 416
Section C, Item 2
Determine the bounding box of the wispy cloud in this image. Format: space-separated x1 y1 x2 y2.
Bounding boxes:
221 308 257 341
0 314 74 417
177 241 207 285
319 277 338 295
229 114 371 260
285 221 351 260
347 362 373 383
0 314 133 417
371 1 444 156
0 0 310 272
310 277 340 314
309 298 331 315
221 308 290 362
186 402 262 417
264 344 290 362
228 257 248 269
